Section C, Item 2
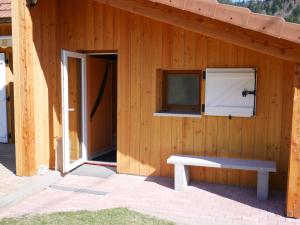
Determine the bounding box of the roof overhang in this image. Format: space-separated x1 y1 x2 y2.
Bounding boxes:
151 0 300 44
94 0 300 63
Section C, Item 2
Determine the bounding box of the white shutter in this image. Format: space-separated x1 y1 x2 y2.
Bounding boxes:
0 53 8 143
204 68 256 117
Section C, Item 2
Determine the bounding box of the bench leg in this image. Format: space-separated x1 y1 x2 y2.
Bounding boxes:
257 171 269 200
174 164 190 191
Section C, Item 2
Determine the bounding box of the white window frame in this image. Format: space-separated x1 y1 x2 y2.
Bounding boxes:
61 50 88 173
0 53 8 143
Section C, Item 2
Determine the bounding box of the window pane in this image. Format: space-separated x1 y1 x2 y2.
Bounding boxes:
68 57 82 163
167 74 200 106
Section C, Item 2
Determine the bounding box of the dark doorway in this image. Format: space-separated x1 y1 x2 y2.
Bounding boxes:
87 54 117 165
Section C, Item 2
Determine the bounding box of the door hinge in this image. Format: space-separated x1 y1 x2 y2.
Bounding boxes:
6 96 10 102
203 71 206 80
201 104 205 113
5 58 9 65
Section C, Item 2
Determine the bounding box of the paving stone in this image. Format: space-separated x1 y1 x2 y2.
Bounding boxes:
0 170 299 225
0 144 31 196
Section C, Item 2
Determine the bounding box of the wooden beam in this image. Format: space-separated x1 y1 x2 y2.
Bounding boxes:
287 63 300 218
95 0 300 62
12 0 36 176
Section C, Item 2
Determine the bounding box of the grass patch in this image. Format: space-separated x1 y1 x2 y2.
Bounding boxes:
0 208 175 225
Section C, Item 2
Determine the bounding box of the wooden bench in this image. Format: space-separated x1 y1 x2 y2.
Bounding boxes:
167 155 276 200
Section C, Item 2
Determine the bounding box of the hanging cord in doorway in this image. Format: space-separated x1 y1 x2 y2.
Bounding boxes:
90 62 111 121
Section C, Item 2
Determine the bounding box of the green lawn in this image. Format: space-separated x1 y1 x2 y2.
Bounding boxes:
0 208 175 225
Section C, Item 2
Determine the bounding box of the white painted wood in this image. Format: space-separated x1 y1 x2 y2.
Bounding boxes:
61 50 88 173
167 155 276 172
257 171 269 200
205 68 256 117
174 164 190 191
0 53 8 143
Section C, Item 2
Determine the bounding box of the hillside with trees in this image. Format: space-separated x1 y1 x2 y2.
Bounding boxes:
219 0 300 23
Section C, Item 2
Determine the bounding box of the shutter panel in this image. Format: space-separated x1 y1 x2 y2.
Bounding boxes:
204 68 256 117
0 53 8 143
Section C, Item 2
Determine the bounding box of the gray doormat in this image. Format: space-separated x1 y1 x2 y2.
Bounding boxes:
70 164 116 178
50 185 107 196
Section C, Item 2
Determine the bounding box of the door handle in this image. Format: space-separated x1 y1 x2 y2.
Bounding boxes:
242 89 256 97
68 108 76 112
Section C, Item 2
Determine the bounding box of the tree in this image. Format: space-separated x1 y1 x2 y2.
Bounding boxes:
218 0 300 24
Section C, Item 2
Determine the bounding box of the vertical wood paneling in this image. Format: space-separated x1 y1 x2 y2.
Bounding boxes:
254 54 269 161
93 3 104 50
139 17 152 176
280 62 294 190
117 11 131 174
26 0 294 190
149 20 162 176
103 5 114 49
129 14 142 175
286 63 300 218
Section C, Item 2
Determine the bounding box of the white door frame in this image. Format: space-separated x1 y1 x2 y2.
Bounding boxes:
61 50 88 173
0 53 8 143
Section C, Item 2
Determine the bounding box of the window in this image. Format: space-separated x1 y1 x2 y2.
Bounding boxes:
161 70 202 114
155 68 256 118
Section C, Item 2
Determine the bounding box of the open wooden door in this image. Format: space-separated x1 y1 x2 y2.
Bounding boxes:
0 53 8 143
61 50 87 172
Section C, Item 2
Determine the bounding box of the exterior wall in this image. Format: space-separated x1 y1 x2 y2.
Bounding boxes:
286 63 300 217
28 0 294 189
12 0 56 175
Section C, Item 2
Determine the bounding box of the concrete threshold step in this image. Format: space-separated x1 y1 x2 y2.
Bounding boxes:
0 171 62 211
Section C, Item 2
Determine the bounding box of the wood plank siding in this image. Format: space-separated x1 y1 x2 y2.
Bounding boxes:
12 0 55 175
13 0 295 192
14 0 295 191
94 0 300 63
286 63 300 218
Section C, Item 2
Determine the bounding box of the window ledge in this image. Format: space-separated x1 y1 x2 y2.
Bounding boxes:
153 112 202 118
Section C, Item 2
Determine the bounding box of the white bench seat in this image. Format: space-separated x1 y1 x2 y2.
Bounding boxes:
167 155 276 200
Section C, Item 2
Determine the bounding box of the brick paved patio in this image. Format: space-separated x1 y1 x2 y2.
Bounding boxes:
0 144 31 198
0 166 299 225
